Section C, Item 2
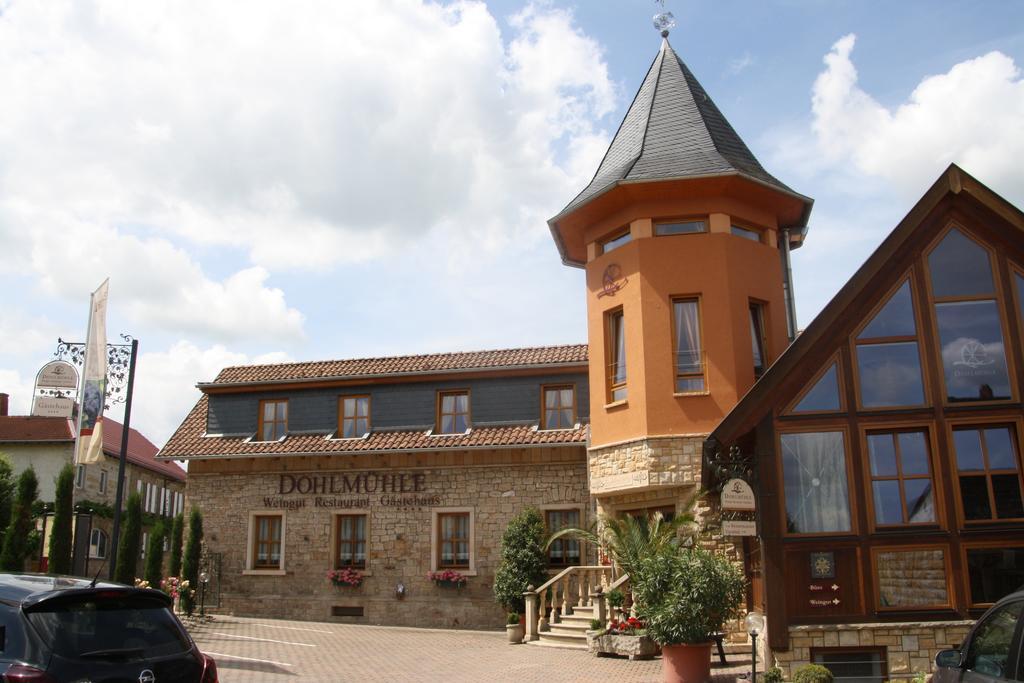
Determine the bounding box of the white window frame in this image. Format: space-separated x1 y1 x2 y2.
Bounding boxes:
89 528 108 559
244 511 287 575
430 507 476 575
98 470 108 495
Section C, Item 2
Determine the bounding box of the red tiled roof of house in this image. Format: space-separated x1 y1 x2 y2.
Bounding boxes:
159 395 586 460
101 418 186 482
205 344 589 386
0 416 74 442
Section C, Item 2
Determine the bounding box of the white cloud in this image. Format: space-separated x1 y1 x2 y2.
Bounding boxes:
727 52 755 76
811 33 1024 202
128 341 292 446
0 0 614 274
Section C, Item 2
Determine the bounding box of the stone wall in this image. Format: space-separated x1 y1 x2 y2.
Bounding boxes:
187 449 588 629
772 621 973 681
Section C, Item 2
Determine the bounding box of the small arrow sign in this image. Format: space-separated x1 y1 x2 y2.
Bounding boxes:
832 598 841 605
831 584 839 591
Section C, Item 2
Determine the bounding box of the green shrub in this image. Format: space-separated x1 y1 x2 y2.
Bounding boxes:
0 455 16 539
493 508 547 613
606 588 625 608
114 492 142 584
792 663 833 683
168 513 184 577
763 666 785 683
0 468 39 571
589 618 603 631
48 464 74 575
507 612 520 625
180 508 203 615
632 545 745 646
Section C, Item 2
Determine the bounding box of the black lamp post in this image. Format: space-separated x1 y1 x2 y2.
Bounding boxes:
746 611 765 683
199 571 209 618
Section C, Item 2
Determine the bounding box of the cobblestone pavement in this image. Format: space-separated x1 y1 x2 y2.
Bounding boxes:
187 616 752 683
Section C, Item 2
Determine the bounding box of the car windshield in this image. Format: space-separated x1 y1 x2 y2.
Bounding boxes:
25 592 190 660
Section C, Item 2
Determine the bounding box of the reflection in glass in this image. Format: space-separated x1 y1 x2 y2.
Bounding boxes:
792 363 841 413
868 435 897 476
928 227 995 298
993 476 1024 519
899 432 930 475
857 342 925 407
859 281 916 339
936 300 1010 402
731 225 760 242
781 432 851 533
872 480 902 525
904 479 935 522
986 428 1016 469
961 476 993 520
967 548 1024 604
877 549 948 607
655 220 705 235
954 430 985 471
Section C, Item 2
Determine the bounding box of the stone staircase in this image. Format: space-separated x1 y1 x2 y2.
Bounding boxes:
529 604 597 650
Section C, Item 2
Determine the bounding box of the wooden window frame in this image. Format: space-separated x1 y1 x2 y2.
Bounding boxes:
543 505 584 568
541 384 577 431
671 296 707 396
870 544 954 612
851 275 930 411
600 229 632 254
245 512 286 574
654 217 707 237
435 390 471 435
750 300 769 379
782 351 846 416
334 513 368 570
921 222 1018 407
605 307 627 404
257 398 288 442
776 426 859 538
946 417 1024 527
860 425 944 532
431 509 474 573
960 540 1024 609
338 395 371 439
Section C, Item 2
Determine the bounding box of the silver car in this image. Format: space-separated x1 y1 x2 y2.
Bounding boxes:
934 591 1024 683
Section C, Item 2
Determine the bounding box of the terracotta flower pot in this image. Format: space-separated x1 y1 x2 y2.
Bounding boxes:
661 642 713 683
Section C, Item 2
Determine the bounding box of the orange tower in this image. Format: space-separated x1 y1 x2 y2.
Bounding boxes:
549 31 813 518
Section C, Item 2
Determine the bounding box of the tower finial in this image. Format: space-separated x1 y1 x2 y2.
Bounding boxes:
653 0 676 39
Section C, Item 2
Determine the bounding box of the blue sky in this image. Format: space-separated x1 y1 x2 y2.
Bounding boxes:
1 0 1022 446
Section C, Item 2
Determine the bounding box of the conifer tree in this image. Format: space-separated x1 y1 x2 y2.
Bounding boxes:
0 468 39 571
143 520 165 587
114 492 142 585
180 507 203 615
48 464 74 574
168 513 184 577
0 454 16 537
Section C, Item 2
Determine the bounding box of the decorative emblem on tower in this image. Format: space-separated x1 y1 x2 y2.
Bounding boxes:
597 264 628 298
653 0 676 38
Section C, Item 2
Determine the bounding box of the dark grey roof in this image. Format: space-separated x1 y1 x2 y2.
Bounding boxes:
554 39 805 220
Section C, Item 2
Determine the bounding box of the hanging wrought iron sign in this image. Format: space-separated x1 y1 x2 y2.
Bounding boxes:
51 334 135 409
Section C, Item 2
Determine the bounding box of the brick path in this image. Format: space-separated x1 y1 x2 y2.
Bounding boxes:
187 615 752 682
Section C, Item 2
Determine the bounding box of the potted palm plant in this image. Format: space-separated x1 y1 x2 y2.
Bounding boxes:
632 545 745 683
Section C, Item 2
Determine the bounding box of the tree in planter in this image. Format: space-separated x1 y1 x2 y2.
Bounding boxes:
168 513 184 577
0 468 39 571
48 464 75 575
144 521 166 587
493 508 548 614
180 508 203 615
114 492 143 585
0 454 16 536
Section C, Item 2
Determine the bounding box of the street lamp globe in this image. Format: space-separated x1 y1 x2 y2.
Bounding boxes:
745 611 765 636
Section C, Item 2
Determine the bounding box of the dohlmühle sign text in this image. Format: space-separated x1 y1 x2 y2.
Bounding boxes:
264 472 442 509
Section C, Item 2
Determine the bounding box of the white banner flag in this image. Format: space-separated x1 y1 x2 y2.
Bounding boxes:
75 279 109 465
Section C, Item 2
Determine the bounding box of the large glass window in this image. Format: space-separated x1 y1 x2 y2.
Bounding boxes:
855 280 926 408
963 600 1024 678
867 430 935 526
546 509 581 567
339 395 370 438
781 432 852 534
542 385 576 430
655 219 705 236
750 303 767 379
437 512 470 569
437 391 469 434
791 362 841 413
252 514 283 569
673 298 704 393
954 426 1024 521
258 399 288 441
335 515 367 569
876 548 949 609
967 546 1024 606
607 309 627 402
929 228 1011 403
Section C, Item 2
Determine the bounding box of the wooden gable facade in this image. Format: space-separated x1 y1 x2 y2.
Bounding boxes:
705 165 1024 653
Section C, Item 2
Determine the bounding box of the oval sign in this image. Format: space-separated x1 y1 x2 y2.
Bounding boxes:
36 361 79 389
721 478 756 511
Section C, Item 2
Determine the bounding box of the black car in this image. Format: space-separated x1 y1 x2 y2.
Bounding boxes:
0 574 217 683
934 590 1024 683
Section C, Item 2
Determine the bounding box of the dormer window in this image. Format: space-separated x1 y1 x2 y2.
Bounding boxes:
542 385 576 430
258 399 288 441
600 230 632 254
437 391 470 434
339 395 370 438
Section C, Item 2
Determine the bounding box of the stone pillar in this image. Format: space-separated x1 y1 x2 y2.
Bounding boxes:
524 586 539 642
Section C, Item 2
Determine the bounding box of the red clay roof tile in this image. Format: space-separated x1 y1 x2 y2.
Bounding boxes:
0 416 74 442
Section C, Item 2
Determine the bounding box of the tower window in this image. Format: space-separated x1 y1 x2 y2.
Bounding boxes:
601 231 632 254
606 309 627 402
750 303 767 379
672 298 705 393
655 220 705 236
731 225 761 242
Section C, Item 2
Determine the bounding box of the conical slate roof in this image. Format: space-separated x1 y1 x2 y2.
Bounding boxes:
554 38 804 220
